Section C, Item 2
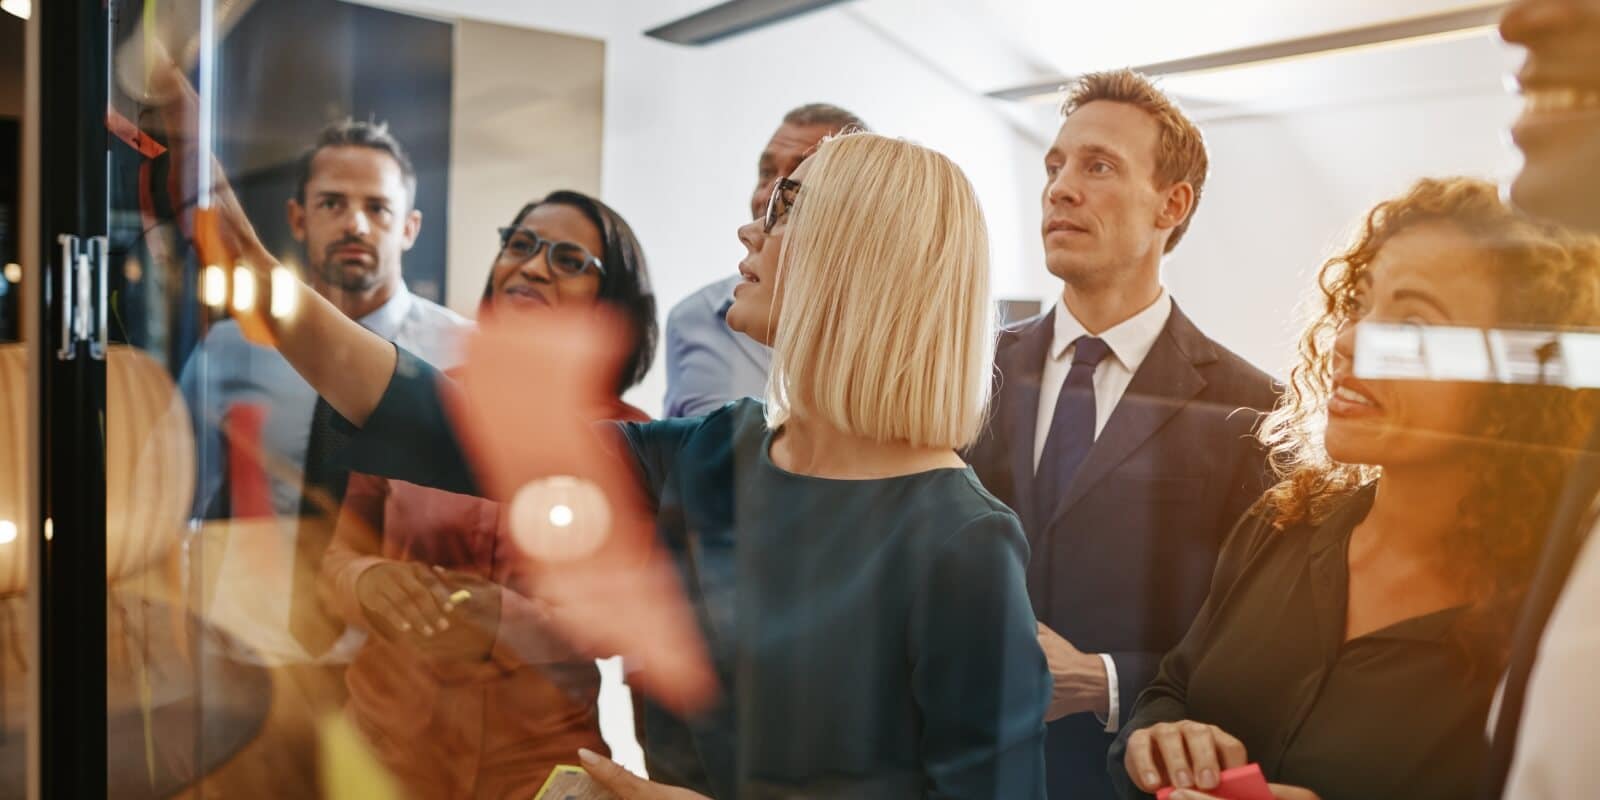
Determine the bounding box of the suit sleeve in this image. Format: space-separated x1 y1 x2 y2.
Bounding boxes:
1102 422 1272 736
663 292 738 419
912 511 1050 800
1106 505 1275 799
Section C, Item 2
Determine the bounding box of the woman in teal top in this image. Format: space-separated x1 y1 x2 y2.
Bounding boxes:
209 131 1050 798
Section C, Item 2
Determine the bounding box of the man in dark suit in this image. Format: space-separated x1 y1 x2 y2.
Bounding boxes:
968 69 1279 799
1483 0 1600 795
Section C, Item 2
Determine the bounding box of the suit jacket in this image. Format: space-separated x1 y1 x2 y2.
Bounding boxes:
969 302 1279 799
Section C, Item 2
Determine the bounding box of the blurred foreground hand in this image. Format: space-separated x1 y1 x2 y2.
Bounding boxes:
452 309 718 715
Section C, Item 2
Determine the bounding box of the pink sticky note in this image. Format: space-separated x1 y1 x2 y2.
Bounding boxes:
1156 763 1274 800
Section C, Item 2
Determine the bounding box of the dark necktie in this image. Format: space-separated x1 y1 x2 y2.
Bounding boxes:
289 396 352 657
1031 336 1111 531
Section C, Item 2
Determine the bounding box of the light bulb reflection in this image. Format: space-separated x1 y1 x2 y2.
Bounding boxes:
271 266 298 319
0 521 15 545
202 265 228 308
549 504 574 528
231 266 256 313
509 476 609 561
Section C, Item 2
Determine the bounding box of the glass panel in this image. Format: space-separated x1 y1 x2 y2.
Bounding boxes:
103 2 284 795
1 3 29 795
100 2 628 796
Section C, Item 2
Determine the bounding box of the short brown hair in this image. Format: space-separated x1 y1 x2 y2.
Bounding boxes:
1061 69 1208 253
295 118 417 209
781 103 869 135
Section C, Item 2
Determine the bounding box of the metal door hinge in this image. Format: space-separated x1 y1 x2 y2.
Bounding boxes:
56 233 109 361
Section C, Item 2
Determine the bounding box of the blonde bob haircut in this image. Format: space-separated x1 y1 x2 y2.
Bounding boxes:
764 133 994 451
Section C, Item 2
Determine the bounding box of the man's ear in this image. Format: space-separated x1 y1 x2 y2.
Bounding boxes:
287 197 308 244
1156 181 1196 233
401 208 422 252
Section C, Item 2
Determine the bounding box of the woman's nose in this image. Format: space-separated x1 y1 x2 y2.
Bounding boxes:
737 219 763 252
518 248 553 281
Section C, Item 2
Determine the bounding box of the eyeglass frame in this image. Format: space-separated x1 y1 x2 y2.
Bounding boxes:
496 226 606 278
763 177 802 234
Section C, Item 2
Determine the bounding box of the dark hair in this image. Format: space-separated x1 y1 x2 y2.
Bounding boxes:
782 103 869 135
482 191 658 394
294 119 418 208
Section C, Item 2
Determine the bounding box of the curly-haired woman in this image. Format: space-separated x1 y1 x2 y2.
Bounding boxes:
1108 177 1600 800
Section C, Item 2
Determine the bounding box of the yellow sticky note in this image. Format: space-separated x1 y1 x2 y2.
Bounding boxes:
533 764 619 800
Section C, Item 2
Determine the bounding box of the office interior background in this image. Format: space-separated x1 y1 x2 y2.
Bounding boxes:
0 0 1551 797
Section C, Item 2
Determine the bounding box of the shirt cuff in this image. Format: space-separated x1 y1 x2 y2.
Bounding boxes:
1093 653 1120 734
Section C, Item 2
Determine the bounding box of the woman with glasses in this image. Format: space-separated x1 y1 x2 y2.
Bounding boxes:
318 191 657 799
211 132 1048 798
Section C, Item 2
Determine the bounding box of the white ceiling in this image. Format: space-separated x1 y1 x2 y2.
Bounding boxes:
351 0 1523 119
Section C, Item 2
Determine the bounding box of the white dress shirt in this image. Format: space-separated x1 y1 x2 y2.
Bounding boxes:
1033 288 1173 732
1502 509 1600 798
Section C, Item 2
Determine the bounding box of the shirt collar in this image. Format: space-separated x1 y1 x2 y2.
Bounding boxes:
357 283 415 340
1049 288 1173 371
716 275 741 320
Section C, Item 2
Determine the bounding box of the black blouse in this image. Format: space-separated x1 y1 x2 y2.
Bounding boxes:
1109 485 1495 800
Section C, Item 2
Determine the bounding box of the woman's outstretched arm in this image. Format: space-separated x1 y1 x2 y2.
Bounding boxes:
153 57 396 427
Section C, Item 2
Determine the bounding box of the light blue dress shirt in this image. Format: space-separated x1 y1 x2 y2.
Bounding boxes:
662 275 772 418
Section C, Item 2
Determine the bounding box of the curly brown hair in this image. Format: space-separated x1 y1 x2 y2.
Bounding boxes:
1257 176 1600 663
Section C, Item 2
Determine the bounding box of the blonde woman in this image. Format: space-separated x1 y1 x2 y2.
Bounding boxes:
1108 178 1600 800
214 133 1050 797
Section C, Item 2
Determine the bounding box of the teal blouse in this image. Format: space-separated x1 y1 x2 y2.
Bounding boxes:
341 348 1050 799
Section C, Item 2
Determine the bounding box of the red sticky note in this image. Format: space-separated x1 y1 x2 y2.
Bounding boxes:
1156 763 1274 800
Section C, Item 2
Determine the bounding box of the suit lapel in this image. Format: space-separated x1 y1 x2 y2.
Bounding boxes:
1047 307 1211 526
1000 310 1054 527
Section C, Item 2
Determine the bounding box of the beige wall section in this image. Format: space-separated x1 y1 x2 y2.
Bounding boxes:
446 20 604 317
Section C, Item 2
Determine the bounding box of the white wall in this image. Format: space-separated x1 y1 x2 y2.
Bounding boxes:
350 0 1048 415
1172 91 1522 378
355 0 1528 399
596 15 1049 413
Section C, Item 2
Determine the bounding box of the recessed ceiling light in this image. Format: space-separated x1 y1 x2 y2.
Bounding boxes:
646 0 854 46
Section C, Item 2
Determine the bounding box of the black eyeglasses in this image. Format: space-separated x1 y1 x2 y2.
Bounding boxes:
763 177 802 234
497 227 606 278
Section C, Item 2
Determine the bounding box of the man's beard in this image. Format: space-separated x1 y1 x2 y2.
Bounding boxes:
311 239 382 292
315 259 381 292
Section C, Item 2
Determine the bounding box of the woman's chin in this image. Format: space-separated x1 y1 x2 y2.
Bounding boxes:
725 308 772 346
